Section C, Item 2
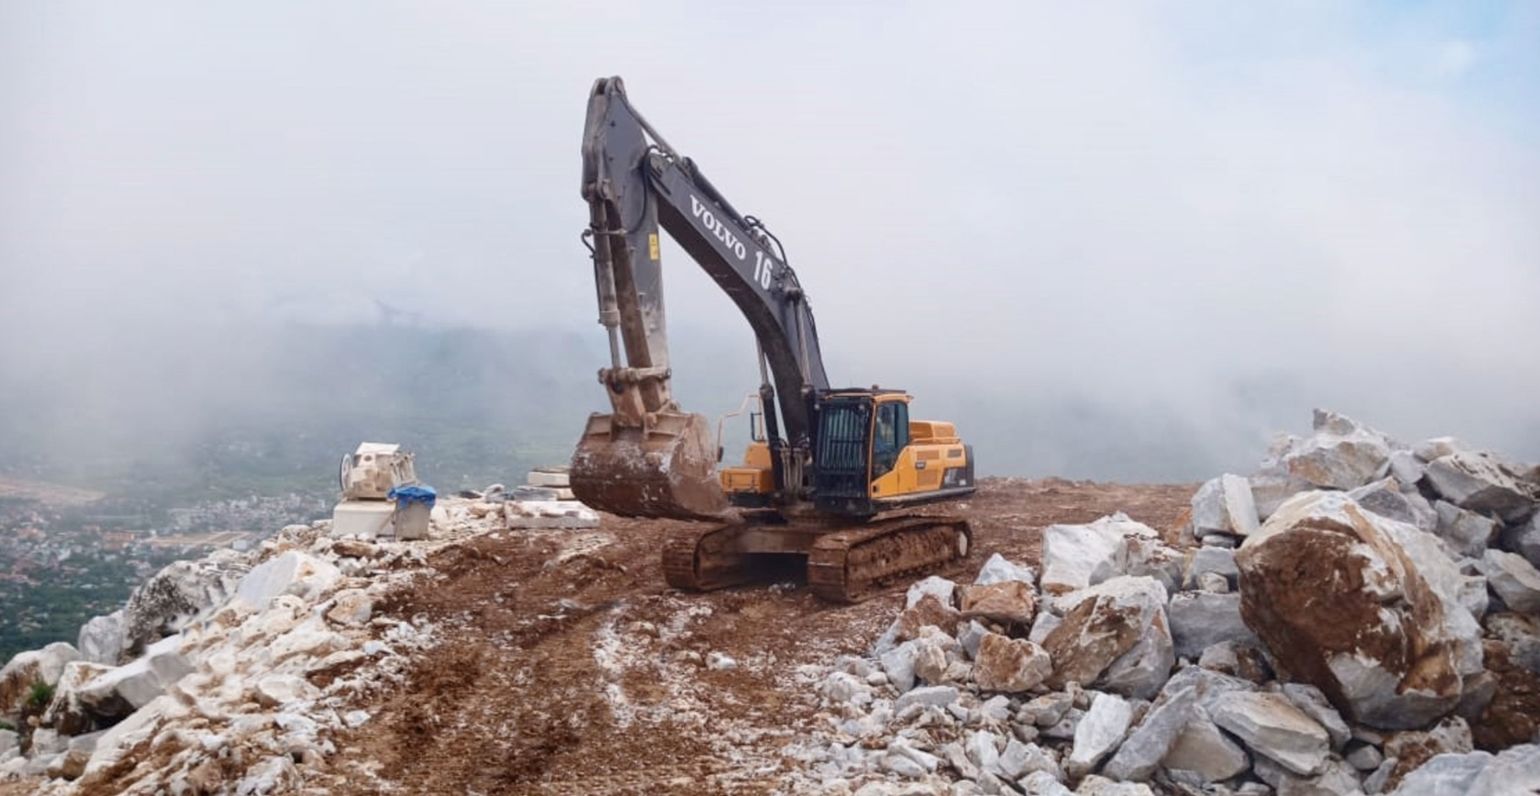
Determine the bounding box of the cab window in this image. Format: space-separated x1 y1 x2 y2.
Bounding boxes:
872 402 908 479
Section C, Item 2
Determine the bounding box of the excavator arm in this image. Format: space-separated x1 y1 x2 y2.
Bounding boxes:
572 76 828 518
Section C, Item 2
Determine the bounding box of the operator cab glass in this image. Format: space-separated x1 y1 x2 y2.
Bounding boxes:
872 401 909 479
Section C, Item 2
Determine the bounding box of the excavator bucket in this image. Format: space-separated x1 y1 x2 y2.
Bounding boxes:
570 410 730 520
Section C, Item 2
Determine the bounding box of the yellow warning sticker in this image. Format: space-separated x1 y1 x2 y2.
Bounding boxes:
648 233 660 261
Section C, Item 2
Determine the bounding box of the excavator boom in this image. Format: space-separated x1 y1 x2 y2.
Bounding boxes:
572 76 827 519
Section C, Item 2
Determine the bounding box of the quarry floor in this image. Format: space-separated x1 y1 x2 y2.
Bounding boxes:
324 477 1194 795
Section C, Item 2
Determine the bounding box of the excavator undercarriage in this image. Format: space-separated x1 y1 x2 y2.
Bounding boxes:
662 513 972 603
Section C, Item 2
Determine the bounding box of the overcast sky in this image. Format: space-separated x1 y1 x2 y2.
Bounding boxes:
2 2 1538 476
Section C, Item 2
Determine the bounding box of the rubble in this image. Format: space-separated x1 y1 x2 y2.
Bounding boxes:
7 408 1539 795
790 412 1540 795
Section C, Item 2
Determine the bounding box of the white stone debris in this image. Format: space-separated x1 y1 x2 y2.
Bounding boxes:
1209 691 1330 776
1190 474 1260 539
1066 692 1133 779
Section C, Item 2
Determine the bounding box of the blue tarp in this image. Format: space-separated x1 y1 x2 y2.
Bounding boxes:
389 484 437 508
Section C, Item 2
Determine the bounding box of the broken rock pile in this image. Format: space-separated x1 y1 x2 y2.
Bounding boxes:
798 410 1540 795
0 495 514 793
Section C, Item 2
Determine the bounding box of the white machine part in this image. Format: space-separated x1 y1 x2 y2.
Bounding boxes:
339 442 416 501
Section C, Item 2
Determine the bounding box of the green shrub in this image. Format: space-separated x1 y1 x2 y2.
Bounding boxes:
0 719 14 732
26 680 55 712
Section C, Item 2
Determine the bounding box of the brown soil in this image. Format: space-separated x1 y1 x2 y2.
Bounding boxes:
326 477 1194 795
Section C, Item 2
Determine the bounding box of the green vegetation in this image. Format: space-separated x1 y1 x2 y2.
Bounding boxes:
27 680 55 712
0 719 14 732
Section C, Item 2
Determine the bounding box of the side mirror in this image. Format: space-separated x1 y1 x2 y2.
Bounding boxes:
716 445 724 463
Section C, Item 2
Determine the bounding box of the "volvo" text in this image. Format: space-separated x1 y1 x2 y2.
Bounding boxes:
689 195 748 261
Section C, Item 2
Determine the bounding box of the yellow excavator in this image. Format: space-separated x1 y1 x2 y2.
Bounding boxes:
570 77 976 601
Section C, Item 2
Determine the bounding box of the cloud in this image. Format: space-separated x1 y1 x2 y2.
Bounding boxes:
2 2 1537 480
1436 39 1478 77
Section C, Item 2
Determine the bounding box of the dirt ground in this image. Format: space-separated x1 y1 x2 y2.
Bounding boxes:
327 477 1194 795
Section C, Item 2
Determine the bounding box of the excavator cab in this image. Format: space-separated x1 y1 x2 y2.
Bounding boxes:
719 390 976 517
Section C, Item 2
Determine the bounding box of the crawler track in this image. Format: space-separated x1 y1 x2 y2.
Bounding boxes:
807 516 972 602
662 514 971 602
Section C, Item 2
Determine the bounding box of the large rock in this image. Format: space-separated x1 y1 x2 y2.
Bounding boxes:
1388 450 1427 487
1484 612 1540 676
1040 520 1122 595
1101 685 1197 781
1480 549 1540 615
1389 750 1492 796
1209 690 1330 776
0 642 79 716
1501 513 1540 571
906 575 957 608
1463 743 1540 795
1185 547 1238 590
1065 692 1133 778
1433 501 1499 558
76 611 127 666
974 553 1036 587
960 581 1036 625
1162 706 1250 783
997 739 1060 781
1350 478 1437 533
1250 440 1314 522
1040 514 1160 595
1119 536 1184 596
896 593 961 641
1236 490 1484 729
1425 452 1538 524
1190 475 1259 538
236 551 342 608
1414 436 1468 462
1167 592 1257 660
1280 682 1351 751
1043 577 1173 700
1254 754 1363 796
973 633 1052 693
76 635 192 720
1021 770 1075 796
1076 775 1155 795
42 660 113 735
1281 410 1393 490
1383 716 1473 790
118 551 249 661
880 638 923 692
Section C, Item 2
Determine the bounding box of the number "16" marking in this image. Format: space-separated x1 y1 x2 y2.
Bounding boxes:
752 250 774 289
